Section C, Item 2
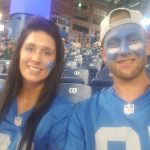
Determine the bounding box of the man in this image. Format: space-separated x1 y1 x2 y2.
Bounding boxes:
65 8 150 150
89 28 97 48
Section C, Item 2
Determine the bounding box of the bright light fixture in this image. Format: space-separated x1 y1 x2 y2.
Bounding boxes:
141 17 150 31
78 2 82 7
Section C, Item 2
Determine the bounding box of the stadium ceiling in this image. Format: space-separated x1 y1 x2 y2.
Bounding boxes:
0 0 149 20
90 0 149 14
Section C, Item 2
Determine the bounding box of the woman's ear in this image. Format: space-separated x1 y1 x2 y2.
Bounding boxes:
101 47 106 62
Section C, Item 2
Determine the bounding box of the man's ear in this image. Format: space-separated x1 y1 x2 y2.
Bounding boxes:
146 33 150 56
101 47 106 62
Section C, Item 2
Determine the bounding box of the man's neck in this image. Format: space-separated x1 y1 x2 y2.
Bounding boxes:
113 73 150 103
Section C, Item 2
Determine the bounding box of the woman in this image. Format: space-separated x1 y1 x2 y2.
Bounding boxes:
0 16 74 150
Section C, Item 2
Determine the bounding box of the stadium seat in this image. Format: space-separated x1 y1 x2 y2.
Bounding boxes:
96 66 112 80
61 77 85 84
64 61 78 70
80 61 101 84
62 68 90 84
92 67 113 93
57 83 93 103
0 74 7 79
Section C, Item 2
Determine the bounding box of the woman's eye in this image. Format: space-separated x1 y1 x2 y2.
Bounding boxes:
25 47 34 52
43 50 52 56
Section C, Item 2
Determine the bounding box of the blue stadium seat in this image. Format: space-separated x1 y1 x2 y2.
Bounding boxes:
64 61 78 70
80 61 101 84
96 67 112 80
57 83 93 103
61 77 85 84
92 67 113 93
0 74 7 79
67 56 83 66
62 68 90 84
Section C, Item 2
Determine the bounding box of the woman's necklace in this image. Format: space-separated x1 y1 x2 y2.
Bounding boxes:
14 90 27 127
14 115 22 127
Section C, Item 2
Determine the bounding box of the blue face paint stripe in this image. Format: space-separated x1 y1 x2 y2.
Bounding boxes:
120 38 130 54
45 61 54 73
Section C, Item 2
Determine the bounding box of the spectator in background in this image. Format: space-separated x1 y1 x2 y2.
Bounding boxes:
65 8 150 150
60 26 68 42
0 16 74 150
2 42 14 60
80 31 86 47
72 35 82 49
89 28 97 48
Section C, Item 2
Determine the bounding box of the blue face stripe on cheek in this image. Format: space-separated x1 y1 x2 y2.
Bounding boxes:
106 42 146 61
106 47 121 60
106 52 118 61
129 42 146 57
45 61 54 73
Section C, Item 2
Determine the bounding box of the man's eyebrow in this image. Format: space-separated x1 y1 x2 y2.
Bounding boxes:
127 33 141 38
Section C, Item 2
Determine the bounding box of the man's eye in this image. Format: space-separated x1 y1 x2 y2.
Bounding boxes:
109 40 118 47
128 37 139 44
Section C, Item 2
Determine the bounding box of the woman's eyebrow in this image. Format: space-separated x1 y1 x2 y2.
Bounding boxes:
24 43 35 47
42 46 55 51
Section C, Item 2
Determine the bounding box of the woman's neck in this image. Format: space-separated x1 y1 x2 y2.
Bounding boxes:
17 82 44 114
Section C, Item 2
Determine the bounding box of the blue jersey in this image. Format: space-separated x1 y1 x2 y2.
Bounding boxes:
0 95 74 150
65 87 150 150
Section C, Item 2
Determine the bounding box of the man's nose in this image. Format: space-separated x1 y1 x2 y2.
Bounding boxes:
120 40 130 55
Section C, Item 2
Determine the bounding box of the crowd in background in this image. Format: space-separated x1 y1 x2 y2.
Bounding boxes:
0 40 15 60
0 20 101 62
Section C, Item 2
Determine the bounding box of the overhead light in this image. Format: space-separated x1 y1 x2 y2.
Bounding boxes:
114 0 120 4
78 2 82 7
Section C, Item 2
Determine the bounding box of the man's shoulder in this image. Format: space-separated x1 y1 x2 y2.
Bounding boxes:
76 87 112 112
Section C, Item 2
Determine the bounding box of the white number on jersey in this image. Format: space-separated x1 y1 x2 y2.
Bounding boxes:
0 133 11 150
95 127 141 150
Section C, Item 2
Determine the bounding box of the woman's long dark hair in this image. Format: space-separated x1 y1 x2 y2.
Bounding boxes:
0 16 64 149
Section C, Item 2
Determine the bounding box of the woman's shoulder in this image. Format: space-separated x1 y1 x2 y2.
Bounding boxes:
34 95 75 150
52 95 74 107
36 95 75 134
